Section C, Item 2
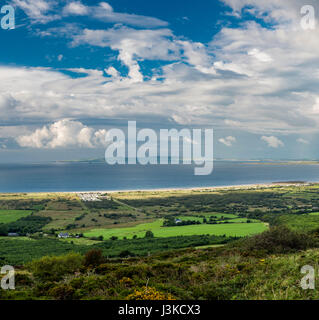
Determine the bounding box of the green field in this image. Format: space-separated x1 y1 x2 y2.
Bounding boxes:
84 218 268 239
198 213 239 219
60 237 101 245
276 214 319 232
0 210 32 223
178 215 258 223
309 212 319 216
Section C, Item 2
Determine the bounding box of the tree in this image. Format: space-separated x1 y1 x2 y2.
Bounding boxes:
145 231 154 238
119 250 134 258
0 224 8 236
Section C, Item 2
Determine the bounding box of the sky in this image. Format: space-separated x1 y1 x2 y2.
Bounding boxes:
0 0 319 162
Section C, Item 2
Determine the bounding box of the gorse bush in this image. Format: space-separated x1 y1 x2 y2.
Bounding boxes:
235 226 318 254
27 252 83 281
48 283 75 300
84 249 104 267
126 286 175 300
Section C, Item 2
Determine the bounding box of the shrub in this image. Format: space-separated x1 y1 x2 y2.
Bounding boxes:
126 286 175 300
119 277 134 287
116 265 152 279
235 226 318 254
27 252 83 281
0 224 8 236
84 249 104 267
15 272 33 286
95 264 118 275
145 231 154 238
119 250 135 258
49 284 75 300
66 224 77 230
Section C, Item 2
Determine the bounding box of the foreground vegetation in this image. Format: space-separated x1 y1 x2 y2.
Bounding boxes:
1 226 319 300
0 234 236 265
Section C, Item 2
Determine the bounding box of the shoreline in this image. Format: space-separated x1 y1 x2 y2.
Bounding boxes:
72 181 312 194
0 181 313 195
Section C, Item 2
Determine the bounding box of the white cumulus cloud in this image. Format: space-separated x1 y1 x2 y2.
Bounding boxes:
5 0 319 151
16 119 107 149
62 1 168 28
219 136 237 147
12 0 60 23
63 1 89 16
297 138 310 144
261 136 284 148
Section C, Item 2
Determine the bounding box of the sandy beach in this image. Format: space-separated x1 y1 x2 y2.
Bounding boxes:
85 181 312 194
14 181 309 195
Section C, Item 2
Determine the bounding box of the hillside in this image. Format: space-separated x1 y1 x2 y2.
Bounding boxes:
1 226 319 300
1 184 319 299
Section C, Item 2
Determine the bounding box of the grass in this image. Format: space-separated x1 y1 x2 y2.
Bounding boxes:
276 214 319 232
309 212 319 216
60 238 101 245
178 213 238 221
37 210 85 230
84 219 268 239
0 193 78 201
0 210 32 223
195 244 225 249
0 236 34 241
0 234 233 265
175 216 258 224
199 213 239 219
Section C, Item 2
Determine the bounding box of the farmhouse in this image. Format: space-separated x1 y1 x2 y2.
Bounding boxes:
58 233 70 239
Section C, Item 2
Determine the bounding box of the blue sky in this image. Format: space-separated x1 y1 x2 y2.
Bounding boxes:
1 0 229 71
0 0 319 162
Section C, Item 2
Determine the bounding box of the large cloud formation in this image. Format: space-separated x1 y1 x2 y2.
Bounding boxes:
5 0 319 150
17 119 107 149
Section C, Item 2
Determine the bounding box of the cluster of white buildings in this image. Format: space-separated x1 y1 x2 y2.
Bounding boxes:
78 193 102 202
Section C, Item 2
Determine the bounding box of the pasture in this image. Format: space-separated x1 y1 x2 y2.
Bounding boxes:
84 218 267 239
0 210 32 223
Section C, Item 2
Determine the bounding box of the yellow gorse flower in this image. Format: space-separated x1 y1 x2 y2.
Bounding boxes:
126 286 175 300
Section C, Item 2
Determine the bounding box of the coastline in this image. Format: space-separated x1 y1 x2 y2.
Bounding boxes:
0 181 312 195
73 181 312 194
